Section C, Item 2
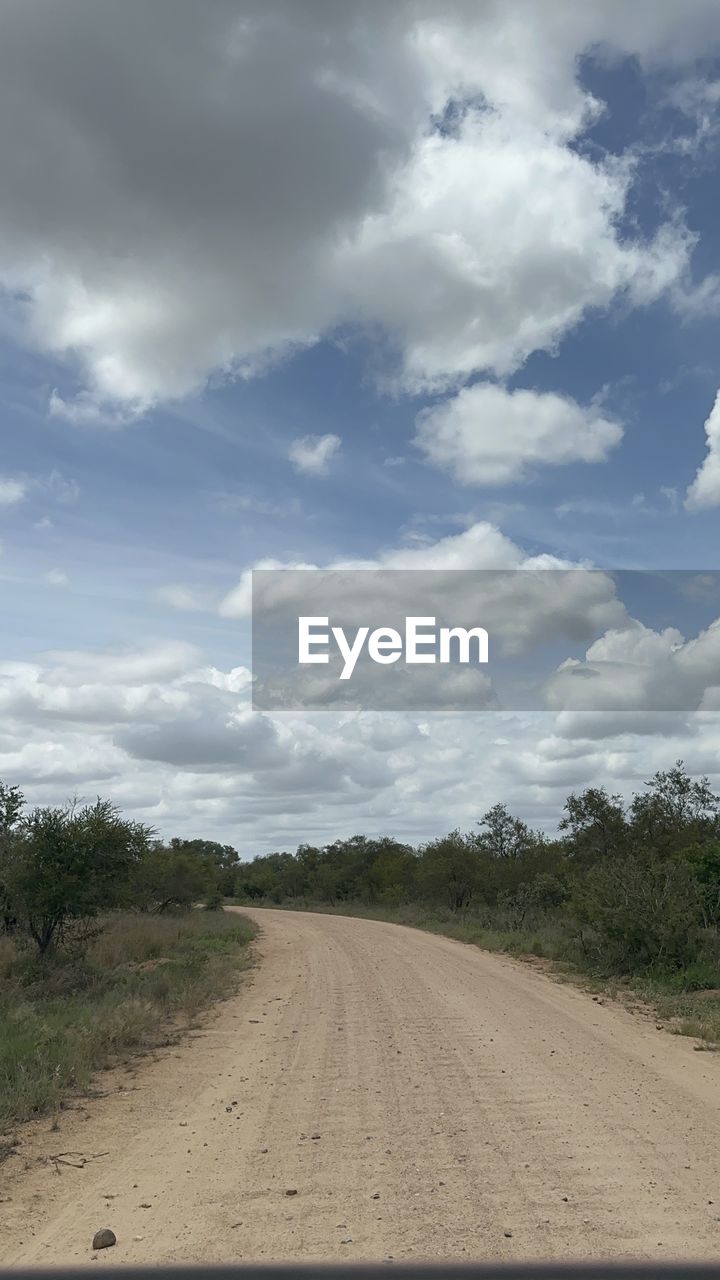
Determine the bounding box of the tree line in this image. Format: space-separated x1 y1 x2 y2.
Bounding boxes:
3 760 720 983
0 783 240 956
235 761 720 983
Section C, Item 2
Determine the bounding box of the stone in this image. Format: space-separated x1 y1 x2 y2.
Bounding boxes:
92 1229 116 1251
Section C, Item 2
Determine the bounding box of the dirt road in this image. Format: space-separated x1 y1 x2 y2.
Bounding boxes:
3 909 720 1265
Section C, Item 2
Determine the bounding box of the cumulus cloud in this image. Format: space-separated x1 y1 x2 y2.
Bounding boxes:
219 520 561 618
544 617 720 715
685 390 720 510
0 641 407 842
415 384 623 485
0 1 713 416
288 433 341 476
1 634 719 852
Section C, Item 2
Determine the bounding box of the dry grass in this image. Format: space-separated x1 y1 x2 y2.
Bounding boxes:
0 909 256 1136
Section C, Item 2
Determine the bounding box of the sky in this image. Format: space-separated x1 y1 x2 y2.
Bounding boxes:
3 0 720 854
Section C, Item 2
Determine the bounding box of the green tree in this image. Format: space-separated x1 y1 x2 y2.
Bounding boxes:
131 844 215 913
169 837 240 896
419 830 479 912
477 803 534 860
560 786 628 862
0 781 25 933
573 853 702 974
6 798 152 954
630 761 720 855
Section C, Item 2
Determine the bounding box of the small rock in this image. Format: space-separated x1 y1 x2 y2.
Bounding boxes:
504 1229 513 1238
311 1132 321 1140
371 1193 380 1200
92 1229 116 1251
285 1188 298 1196
139 1203 152 1209
341 1237 353 1244
260 1147 269 1153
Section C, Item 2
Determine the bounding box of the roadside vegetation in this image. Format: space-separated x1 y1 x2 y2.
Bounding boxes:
0 783 255 1136
4 758 720 1140
232 761 720 1045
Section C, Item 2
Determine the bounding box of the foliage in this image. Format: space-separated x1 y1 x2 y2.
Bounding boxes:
129 843 215 913
3 798 153 954
3 759 720 990
232 760 720 988
0 783 245 954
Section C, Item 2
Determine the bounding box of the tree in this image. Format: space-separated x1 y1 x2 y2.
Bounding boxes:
560 786 628 862
169 837 240 897
678 842 720 929
130 844 215 913
630 761 720 855
419 831 479 912
573 852 702 974
0 781 24 933
477 803 534 860
6 798 153 954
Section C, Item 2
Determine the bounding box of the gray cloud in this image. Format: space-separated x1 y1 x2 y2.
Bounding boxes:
0 1 714 418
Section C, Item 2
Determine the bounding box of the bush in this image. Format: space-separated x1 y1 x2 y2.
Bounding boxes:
4 798 153 955
573 854 703 975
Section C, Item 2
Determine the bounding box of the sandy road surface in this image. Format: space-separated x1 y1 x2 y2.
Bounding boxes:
3 909 720 1266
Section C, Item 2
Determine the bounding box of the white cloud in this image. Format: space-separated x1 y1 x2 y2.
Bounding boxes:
0 634 718 852
0 470 78 516
685 390 720 510
0 477 26 506
288 433 341 475
44 569 69 587
343 118 692 394
544 616 720 717
219 521 536 618
0 2 713 415
415 383 622 485
219 523 629 693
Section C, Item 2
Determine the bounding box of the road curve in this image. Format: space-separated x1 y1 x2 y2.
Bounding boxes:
3 908 720 1265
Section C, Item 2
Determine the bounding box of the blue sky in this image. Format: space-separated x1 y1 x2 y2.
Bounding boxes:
2 1 720 852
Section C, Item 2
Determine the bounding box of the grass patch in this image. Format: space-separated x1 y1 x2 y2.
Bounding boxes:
0 909 256 1135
